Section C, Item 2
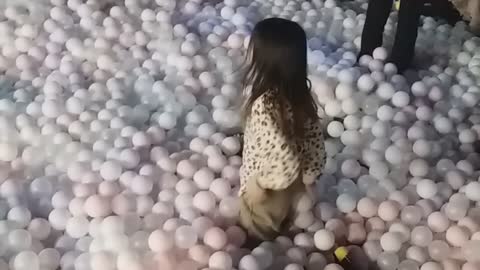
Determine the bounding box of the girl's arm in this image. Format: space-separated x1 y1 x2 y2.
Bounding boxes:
302 119 326 185
248 96 301 190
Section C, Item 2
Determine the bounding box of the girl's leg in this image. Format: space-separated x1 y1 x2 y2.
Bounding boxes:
239 195 281 242
358 0 394 58
389 0 424 73
280 176 307 234
239 176 305 242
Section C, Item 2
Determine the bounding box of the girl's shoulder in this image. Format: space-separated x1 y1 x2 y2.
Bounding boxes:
251 91 275 110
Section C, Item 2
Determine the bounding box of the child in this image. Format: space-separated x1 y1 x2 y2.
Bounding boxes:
359 0 463 73
238 18 326 241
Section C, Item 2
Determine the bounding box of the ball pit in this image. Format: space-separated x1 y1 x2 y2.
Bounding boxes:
0 0 480 269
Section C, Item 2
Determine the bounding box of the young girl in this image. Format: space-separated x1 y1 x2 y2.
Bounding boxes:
238 18 326 241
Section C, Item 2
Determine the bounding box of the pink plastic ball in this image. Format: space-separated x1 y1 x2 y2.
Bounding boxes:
189 245 212 267
347 223 367 244
204 227 228 251
446 226 469 247
427 212 450 233
462 262 480 270
357 197 378 218
84 195 111 218
378 201 400 221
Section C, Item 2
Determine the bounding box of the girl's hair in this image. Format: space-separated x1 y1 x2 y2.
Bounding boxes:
242 17 318 140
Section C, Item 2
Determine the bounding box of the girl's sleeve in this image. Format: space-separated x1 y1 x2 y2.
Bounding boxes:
249 97 301 190
301 119 326 185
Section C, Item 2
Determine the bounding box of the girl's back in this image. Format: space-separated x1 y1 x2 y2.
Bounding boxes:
241 90 325 191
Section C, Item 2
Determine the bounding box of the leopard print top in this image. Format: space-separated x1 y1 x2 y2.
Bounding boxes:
239 92 326 195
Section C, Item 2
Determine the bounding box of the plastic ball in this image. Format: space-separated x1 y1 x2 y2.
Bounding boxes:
327 121 344 138
373 47 388 60
358 74 376 92
378 201 400 221
14 251 40 270
84 195 111 218
65 216 89 238
149 229 174 252
336 194 357 213
204 227 228 250
377 252 399 270
465 182 480 201
392 91 410 107
175 225 198 249
313 229 335 251
357 198 378 218
427 212 450 233
401 206 422 225
381 232 403 252
8 206 32 228
446 226 469 247
39 248 61 269
209 251 233 270
411 226 433 247
28 218 51 240
428 240 451 261
8 229 32 251
100 161 122 182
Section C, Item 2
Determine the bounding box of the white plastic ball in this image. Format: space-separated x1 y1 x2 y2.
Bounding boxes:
313 230 335 251
381 232 403 252
14 251 39 270
65 216 89 238
209 251 233 270
175 225 198 249
416 179 437 199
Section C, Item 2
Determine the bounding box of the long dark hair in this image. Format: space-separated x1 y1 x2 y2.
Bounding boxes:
242 18 318 140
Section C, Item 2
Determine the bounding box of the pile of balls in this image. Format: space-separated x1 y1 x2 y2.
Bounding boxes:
0 0 480 269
